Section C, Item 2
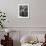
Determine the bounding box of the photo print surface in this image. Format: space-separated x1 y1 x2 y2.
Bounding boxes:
18 4 29 18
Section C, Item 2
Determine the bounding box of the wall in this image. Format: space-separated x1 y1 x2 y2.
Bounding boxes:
0 0 46 27
0 0 46 46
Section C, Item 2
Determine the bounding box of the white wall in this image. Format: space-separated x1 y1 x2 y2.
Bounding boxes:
0 0 46 27
0 1 46 46
0 0 46 31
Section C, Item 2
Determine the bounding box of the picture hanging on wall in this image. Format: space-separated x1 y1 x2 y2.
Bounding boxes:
18 4 29 18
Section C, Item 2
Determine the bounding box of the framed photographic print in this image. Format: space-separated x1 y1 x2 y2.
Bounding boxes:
18 4 29 18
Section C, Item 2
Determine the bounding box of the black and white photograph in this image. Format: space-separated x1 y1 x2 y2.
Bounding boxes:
18 4 29 18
